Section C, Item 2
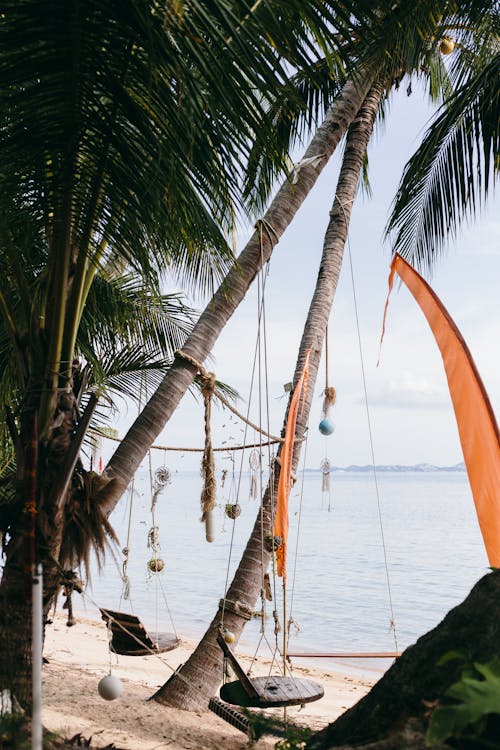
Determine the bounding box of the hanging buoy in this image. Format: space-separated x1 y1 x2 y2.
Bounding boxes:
225 503 241 520
147 557 165 573
205 509 215 542
439 36 455 54
319 418 335 436
98 673 123 701
223 628 235 644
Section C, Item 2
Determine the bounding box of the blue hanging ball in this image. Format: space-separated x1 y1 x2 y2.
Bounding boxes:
319 418 335 436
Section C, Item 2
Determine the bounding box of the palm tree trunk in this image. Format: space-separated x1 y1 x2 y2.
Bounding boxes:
0 385 95 704
151 83 384 710
98 72 375 517
0 408 37 705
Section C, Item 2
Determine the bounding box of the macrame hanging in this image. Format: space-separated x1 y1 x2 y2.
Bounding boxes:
147 465 170 575
248 449 260 500
320 457 332 512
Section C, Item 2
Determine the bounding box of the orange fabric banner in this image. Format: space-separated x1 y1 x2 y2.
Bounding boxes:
383 254 500 567
274 350 311 579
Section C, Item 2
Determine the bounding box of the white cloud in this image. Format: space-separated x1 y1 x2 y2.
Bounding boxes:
365 371 449 408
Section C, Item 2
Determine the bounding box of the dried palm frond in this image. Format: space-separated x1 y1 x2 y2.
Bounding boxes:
59 470 118 578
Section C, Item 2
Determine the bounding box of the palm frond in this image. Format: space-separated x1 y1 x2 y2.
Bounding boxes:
244 59 348 210
386 53 499 270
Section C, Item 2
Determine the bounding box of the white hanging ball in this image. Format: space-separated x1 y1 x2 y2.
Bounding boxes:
98 673 123 701
223 629 236 644
205 509 215 543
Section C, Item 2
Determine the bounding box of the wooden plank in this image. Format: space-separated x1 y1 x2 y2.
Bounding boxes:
216 635 260 699
220 676 324 708
100 609 144 626
100 608 179 656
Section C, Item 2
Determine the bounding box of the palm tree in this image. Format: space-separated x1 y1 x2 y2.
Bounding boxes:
152 83 384 709
108 0 498 712
99 0 499 521
0 0 367 704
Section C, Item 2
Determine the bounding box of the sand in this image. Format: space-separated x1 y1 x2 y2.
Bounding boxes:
42 615 376 749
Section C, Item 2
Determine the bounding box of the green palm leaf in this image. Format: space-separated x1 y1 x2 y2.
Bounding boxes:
387 52 499 270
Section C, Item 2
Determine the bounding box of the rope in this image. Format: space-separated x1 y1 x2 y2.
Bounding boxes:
174 350 284 443
287 431 310 652
89 428 283 453
220 258 271 632
340 200 399 654
173 350 217 521
322 323 337 416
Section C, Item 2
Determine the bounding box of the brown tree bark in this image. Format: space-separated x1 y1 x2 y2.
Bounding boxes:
0 377 96 703
152 83 384 711
306 569 500 749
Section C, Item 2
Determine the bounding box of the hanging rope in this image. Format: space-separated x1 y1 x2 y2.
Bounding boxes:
338 196 399 654
173 350 217 522
200 369 217 522
322 324 337 416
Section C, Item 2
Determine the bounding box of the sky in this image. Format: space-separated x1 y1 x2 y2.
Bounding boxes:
105 80 499 475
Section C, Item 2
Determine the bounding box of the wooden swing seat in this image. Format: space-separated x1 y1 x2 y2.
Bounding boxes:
217 634 324 709
100 608 179 656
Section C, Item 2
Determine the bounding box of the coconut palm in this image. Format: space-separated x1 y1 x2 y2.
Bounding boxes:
0 0 372 704
152 82 385 709
109 0 498 712
97 0 498 598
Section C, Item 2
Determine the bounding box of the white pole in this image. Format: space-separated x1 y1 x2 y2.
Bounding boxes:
32 563 42 750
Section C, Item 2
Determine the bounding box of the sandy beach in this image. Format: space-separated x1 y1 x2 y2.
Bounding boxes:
42 614 376 749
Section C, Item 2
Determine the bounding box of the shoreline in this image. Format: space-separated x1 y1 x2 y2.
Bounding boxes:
43 614 376 749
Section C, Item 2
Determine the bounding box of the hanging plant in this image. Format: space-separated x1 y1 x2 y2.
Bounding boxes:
147 557 165 573
225 503 241 520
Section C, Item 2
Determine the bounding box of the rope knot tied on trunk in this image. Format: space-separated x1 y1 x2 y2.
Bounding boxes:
175 350 217 522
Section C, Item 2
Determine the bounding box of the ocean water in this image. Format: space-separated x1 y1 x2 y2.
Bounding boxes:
75 468 489 676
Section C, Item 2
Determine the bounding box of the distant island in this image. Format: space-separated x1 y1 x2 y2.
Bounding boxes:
304 462 466 473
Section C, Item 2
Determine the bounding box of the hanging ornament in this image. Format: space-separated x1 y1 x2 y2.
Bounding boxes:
98 673 123 701
147 557 165 573
319 385 336 435
155 466 171 486
320 326 337 434
221 468 228 488
249 449 260 500
151 465 170 514
320 458 331 493
223 628 236 644
439 36 455 54
319 418 335 436
225 503 241 520
320 457 333 512
205 508 215 542
148 525 160 554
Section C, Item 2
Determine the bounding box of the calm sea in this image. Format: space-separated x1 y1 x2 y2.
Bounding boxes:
77 469 488 676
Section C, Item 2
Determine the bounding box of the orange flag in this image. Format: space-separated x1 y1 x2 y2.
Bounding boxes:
382 254 500 567
274 350 311 579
